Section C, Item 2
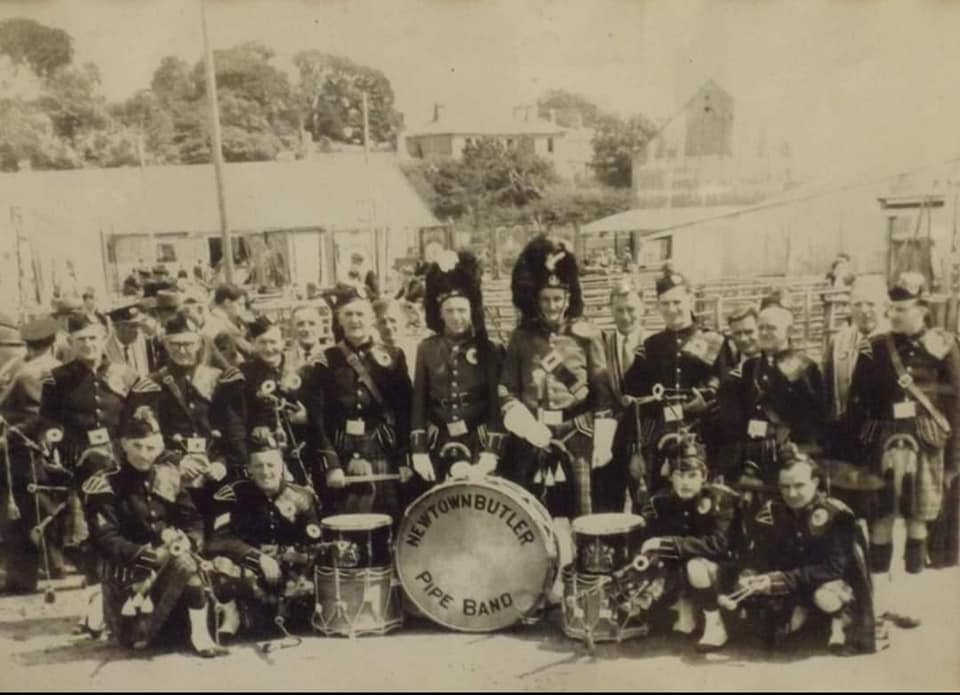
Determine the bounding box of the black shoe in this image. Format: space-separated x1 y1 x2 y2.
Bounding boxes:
881 611 921 629
197 645 229 658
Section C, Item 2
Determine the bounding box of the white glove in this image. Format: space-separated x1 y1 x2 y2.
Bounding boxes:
591 417 617 469
503 403 551 449
476 452 498 476
411 453 436 482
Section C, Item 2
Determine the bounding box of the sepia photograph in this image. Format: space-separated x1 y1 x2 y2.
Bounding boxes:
0 0 958 690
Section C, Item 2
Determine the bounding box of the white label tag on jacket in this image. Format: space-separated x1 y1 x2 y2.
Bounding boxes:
747 419 769 439
447 419 468 437
893 400 916 420
663 405 683 423
346 419 366 435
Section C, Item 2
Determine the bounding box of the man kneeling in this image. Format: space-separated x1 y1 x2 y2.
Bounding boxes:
206 440 321 638
82 406 226 657
637 435 738 651
709 450 875 655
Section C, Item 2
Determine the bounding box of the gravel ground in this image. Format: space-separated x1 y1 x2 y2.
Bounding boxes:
0 562 958 691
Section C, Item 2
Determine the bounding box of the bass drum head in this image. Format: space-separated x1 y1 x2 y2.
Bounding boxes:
396 477 557 632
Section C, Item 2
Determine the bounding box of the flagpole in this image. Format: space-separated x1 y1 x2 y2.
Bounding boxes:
201 0 234 284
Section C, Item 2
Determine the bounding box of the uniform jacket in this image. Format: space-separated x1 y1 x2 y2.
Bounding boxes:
410 333 505 455
640 483 738 561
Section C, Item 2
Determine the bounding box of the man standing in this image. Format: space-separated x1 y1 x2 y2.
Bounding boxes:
137 314 247 488
409 250 505 486
39 312 150 635
823 276 889 462
241 317 314 487
723 307 761 376
848 272 960 623
104 302 152 377
203 284 253 361
499 235 615 524
344 251 379 299
305 286 412 518
285 305 327 371
0 317 64 593
719 304 826 484
622 272 730 494
599 278 645 513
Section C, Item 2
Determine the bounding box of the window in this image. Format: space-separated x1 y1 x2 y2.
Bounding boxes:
157 243 177 263
638 236 672 266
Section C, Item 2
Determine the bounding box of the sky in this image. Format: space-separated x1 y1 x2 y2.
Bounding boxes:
2 0 960 182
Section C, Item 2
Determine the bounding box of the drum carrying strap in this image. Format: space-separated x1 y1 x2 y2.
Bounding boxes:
886 336 952 433
338 343 395 428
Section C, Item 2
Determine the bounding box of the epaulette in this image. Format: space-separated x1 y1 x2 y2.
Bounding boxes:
191 364 222 400
81 473 113 497
217 365 244 384
102 363 136 398
212 481 240 503
569 321 600 340
777 352 812 382
131 377 161 393
922 328 954 360
682 330 725 365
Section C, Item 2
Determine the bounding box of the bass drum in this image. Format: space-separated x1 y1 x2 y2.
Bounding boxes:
396 477 558 632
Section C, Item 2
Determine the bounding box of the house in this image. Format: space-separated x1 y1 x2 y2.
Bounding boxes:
0 154 440 314
404 104 592 182
632 81 798 207
583 163 960 283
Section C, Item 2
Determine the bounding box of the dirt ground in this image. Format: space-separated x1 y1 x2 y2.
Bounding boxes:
1 561 958 692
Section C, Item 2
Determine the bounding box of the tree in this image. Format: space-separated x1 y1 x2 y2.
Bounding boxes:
294 50 401 147
0 18 73 79
591 113 658 188
536 89 603 128
403 137 557 227
34 62 110 145
0 97 79 170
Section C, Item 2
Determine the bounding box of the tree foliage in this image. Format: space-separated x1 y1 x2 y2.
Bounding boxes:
0 18 73 78
294 50 402 147
591 113 658 188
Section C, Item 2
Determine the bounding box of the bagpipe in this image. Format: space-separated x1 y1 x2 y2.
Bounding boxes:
169 431 228 488
0 417 70 603
255 376 312 487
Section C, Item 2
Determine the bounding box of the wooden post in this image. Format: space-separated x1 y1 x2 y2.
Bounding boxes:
201 0 234 284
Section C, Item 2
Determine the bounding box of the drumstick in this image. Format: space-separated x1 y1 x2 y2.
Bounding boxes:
343 473 402 484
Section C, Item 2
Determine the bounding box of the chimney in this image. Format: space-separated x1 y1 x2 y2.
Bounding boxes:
433 103 445 123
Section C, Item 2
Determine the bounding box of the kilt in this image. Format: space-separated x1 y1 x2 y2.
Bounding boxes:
100 554 198 648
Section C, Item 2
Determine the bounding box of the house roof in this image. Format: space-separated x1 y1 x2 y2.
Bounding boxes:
406 111 567 138
581 205 747 235
0 154 440 237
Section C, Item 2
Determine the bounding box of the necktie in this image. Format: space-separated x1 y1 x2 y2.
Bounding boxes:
621 334 633 373
124 345 132 365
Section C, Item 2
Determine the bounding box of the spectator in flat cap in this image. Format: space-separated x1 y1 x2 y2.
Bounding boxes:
203 284 253 361
104 302 151 377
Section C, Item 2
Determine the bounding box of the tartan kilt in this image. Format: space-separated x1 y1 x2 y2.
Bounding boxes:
100 554 197 648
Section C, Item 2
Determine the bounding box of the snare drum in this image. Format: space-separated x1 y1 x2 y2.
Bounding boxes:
313 566 403 637
572 513 646 575
318 514 393 569
560 564 649 644
396 477 559 632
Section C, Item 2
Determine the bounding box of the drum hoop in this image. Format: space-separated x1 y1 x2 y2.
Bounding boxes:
315 566 395 579
321 514 393 532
